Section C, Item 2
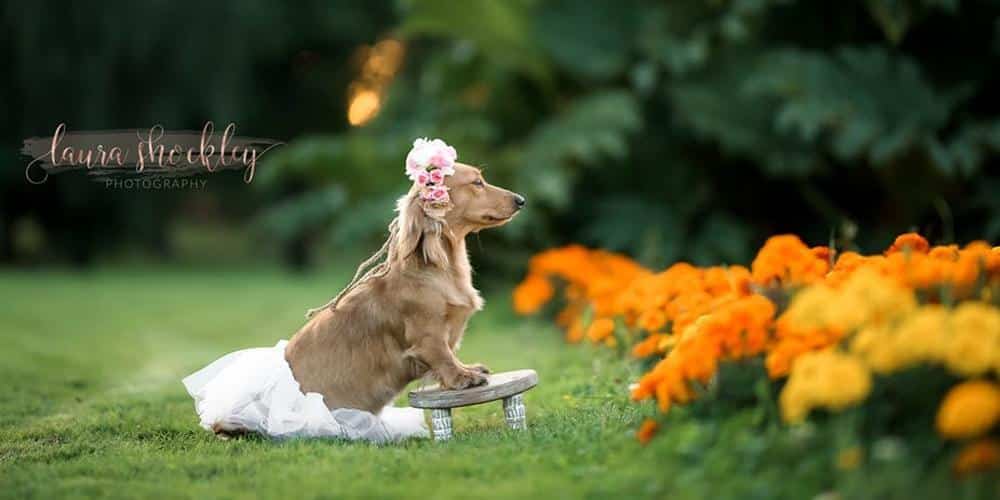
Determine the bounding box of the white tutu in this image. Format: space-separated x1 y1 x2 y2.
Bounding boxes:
182 340 428 443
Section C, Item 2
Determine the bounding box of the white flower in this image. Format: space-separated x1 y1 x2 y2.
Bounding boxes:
405 137 457 181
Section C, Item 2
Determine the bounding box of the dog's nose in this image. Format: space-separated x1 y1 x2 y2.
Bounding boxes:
513 193 526 209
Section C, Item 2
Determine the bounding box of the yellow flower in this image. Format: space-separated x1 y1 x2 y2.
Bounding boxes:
850 324 902 374
825 354 873 409
944 302 1000 377
892 305 949 366
780 349 872 423
850 303 1000 377
779 386 810 424
936 380 1000 440
779 285 839 331
778 270 916 352
851 305 951 374
838 269 917 325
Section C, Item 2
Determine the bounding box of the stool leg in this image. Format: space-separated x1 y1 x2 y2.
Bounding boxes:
503 393 526 430
430 408 452 441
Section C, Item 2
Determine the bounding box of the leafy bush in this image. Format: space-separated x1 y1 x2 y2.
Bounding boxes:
261 0 1000 270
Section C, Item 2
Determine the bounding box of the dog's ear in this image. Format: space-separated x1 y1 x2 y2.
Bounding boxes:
395 190 450 268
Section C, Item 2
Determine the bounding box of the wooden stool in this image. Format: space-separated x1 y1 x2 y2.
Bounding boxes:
408 369 538 441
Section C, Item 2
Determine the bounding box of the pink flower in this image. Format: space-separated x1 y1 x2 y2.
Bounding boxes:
414 170 431 186
405 137 457 181
428 168 445 184
421 184 450 204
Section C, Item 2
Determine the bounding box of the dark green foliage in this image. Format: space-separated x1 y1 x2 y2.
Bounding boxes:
260 0 1000 271
0 1 396 265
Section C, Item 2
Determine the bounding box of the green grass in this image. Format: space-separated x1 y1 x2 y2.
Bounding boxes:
0 269 994 499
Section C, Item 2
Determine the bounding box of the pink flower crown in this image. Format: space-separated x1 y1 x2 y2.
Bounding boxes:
405 137 456 206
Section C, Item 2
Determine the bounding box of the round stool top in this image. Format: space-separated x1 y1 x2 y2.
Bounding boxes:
408 369 538 409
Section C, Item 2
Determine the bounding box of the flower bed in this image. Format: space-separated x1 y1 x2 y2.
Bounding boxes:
513 233 1000 475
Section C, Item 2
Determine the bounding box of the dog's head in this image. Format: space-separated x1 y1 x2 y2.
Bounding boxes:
396 162 524 267
442 163 525 230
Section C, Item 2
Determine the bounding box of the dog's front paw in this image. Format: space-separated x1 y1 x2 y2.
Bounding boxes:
443 368 488 390
465 363 491 375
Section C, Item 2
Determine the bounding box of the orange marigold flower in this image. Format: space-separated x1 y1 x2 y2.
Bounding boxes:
727 265 753 296
953 439 1000 476
636 418 659 445
512 274 554 315
751 235 829 287
929 244 960 260
637 308 668 332
832 251 865 271
680 348 718 384
631 379 654 401
957 241 994 278
826 251 871 287
520 245 650 328
632 333 665 358
566 318 585 343
586 317 615 342
555 303 582 328
704 266 735 296
987 246 1000 275
654 374 673 412
811 245 833 265
632 356 671 402
766 337 813 378
893 252 945 290
886 232 930 255
633 294 777 412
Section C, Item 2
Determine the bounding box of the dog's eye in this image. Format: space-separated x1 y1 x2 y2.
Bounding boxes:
472 179 484 187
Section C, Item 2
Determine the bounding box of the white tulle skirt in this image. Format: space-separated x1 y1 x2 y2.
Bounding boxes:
182 341 429 443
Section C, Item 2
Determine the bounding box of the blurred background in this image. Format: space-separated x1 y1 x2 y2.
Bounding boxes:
2 0 999 282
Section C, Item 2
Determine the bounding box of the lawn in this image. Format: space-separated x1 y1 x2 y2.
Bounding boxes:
0 269 992 499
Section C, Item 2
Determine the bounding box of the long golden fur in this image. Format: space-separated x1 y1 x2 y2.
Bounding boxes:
284 163 524 413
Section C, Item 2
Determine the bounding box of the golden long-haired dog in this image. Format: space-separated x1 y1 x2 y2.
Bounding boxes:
284 163 524 413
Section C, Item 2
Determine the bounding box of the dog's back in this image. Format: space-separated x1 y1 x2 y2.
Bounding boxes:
285 281 416 413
